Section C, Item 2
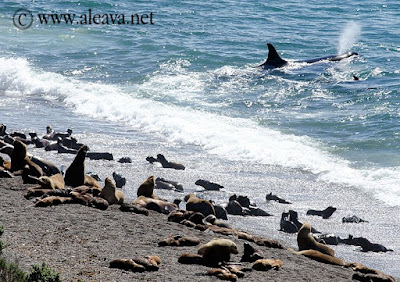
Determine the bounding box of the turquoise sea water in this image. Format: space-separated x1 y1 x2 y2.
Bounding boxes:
1 0 400 277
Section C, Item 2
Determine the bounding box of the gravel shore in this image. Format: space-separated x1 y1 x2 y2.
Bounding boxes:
0 176 361 281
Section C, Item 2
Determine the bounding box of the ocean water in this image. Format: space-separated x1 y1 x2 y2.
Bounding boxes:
1 0 400 278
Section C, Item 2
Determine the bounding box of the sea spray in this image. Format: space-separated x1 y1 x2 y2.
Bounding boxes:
338 21 361 54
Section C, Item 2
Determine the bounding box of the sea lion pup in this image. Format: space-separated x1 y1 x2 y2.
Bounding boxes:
137 176 155 198
37 173 65 190
306 206 337 219
184 193 216 217
109 259 146 272
241 243 263 263
11 140 42 177
266 192 291 204
99 177 125 205
198 238 238 265
156 154 185 170
346 262 395 282
297 222 335 256
134 196 177 214
195 179 224 191
0 156 11 171
290 249 345 266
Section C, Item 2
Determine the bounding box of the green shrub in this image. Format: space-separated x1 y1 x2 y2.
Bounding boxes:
0 258 26 282
26 262 61 282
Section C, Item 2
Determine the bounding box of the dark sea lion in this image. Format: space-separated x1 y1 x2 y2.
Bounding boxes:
64 145 89 187
29 156 60 176
185 193 216 217
99 177 125 205
314 234 340 245
29 132 46 148
155 177 183 192
112 172 126 188
86 152 113 161
213 204 228 220
297 222 334 256
353 237 393 252
198 238 238 265
118 157 132 163
10 132 27 140
0 124 7 136
195 179 223 191
241 243 263 263
280 212 298 233
158 235 200 247
226 200 246 216
178 253 204 265
119 203 149 215
289 210 320 233
156 154 185 170
57 138 78 154
0 140 13 157
42 126 55 140
306 206 337 219
266 192 291 204
203 214 231 228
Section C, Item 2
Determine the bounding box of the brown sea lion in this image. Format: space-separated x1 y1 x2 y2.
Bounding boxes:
252 259 283 271
158 235 200 247
137 176 155 198
290 249 345 266
64 145 88 187
11 140 42 178
109 259 146 272
297 222 335 256
35 196 74 207
184 193 215 217
198 238 238 265
37 173 65 190
206 268 238 281
99 177 125 205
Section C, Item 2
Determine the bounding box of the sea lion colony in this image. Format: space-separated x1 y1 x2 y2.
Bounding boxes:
0 123 395 281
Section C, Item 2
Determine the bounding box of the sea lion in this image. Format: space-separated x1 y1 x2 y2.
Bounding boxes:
119 203 149 216
11 140 42 178
156 154 185 170
290 249 345 266
42 126 55 140
37 173 65 190
353 237 393 252
178 253 204 265
206 268 238 281
306 206 337 219
133 196 177 214
0 124 7 136
266 192 291 204
240 243 263 263
109 259 146 272
184 193 216 217
35 196 74 207
112 172 126 188
156 177 183 192
137 176 155 198
280 212 298 233
198 238 238 265
213 204 228 220
195 179 223 191
86 152 113 161
30 156 60 176
226 200 246 215
29 132 46 148
118 157 132 163
99 177 125 205
158 235 200 247
289 210 320 233
252 259 283 271
204 215 231 228
0 140 13 157
314 234 340 245
297 222 335 256
64 145 88 187
342 215 368 223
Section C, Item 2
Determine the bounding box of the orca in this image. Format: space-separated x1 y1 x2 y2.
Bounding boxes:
260 43 358 69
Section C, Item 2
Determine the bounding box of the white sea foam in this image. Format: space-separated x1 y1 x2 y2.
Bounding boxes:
1 56 400 205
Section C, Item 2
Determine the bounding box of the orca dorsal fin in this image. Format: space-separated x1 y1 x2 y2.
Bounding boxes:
262 43 288 68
